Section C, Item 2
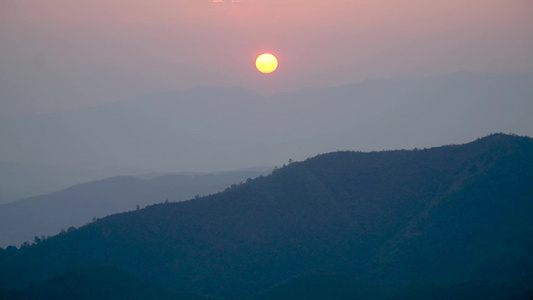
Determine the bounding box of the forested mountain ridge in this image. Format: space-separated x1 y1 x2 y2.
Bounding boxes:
0 169 268 248
0 133 532 299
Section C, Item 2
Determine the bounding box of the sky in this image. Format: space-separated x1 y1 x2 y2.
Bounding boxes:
1 0 532 115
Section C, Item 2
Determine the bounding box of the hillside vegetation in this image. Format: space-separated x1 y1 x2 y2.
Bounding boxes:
0 169 267 248
0 133 532 299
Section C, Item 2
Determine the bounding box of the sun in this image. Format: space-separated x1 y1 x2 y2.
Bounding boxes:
255 53 278 74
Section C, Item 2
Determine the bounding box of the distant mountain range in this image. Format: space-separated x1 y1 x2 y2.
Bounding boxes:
1 133 532 299
1 71 532 176
0 169 269 248
0 160 148 204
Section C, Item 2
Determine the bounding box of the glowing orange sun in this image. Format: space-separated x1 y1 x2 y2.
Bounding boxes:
255 53 278 74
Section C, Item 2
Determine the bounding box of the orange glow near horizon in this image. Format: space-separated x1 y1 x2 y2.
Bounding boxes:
2 0 531 96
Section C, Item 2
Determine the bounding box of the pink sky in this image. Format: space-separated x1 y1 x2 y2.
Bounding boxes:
1 0 532 114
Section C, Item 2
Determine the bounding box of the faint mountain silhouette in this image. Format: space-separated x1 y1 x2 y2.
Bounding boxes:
0 168 269 247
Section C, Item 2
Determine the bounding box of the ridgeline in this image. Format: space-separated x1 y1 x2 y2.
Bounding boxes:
1 133 532 299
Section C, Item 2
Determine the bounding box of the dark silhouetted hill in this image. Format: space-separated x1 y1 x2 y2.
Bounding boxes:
0 169 268 247
0 265 210 300
247 271 379 300
0 134 532 299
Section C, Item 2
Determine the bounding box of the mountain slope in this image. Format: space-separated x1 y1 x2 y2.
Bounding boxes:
0 134 531 298
0 169 268 247
373 134 533 286
0 160 150 205
247 271 379 300
0 265 210 300
1 72 532 174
